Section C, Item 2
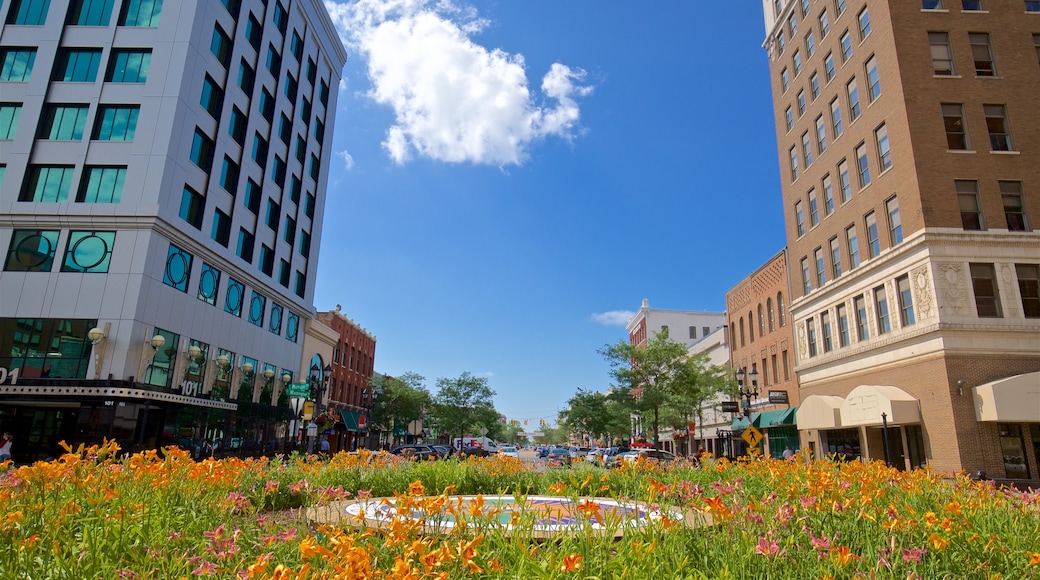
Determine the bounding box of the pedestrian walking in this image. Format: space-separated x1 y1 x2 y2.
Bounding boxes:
0 432 13 462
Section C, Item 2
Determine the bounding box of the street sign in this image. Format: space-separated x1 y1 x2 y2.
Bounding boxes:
741 425 764 448
286 382 310 398
303 401 314 420
768 390 790 404
721 401 739 413
307 423 318 437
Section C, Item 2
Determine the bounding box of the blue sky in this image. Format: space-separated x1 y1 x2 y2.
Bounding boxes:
315 0 786 427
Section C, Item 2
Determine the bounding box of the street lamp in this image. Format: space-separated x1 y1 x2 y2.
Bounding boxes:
735 365 759 418
88 325 107 380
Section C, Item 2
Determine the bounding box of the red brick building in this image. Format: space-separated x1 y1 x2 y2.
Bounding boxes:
314 306 376 451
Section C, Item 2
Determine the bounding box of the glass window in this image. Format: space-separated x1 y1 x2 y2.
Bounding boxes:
809 189 819 226
795 200 806 236
308 58 318 85
284 72 298 105
820 10 830 37
962 1 982 11
265 199 280 231
211 208 231 247
874 285 891 334
67 0 114 25
802 131 813 166
273 1 288 33
797 90 806 116
211 25 232 69
858 8 871 39
289 174 302 203
278 113 292 144
847 78 861 121
806 319 818 356
814 246 826 287
320 79 330 106
785 107 794 131
790 147 800 182
162 244 192 292
793 49 803 76
1027 1 1040 12
305 193 315 219
52 48 102 82
840 30 852 62
836 0 846 16
846 224 861 268
788 14 797 36
248 291 266 327
189 128 214 172
824 52 835 81
244 179 261 214
77 166 125 203
922 0 943 8
271 155 286 187
855 143 871 188
821 311 833 352
179 185 204 230
970 33 995 76
830 98 844 137
287 312 300 342
781 68 790 93
237 228 254 263
0 104 21 139
0 48 36 82
228 106 247 145
854 294 869 340
6 0 51 25
309 154 320 181
837 159 852 203
897 274 915 326
61 231 115 272
4 230 60 272
876 124 892 171
929 32 955 75
810 72 820 100
815 116 828 155
220 0 240 17
865 211 880 257
291 31 304 62
219 156 239 193
224 277 244 317
105 49 150 82
830 236 843 278
865 56 881 101
0 318 97 379
284 215 296 245
1000 181 1029 231
269 303 283 335
886 196 903 245
837 304 850 347
957 180 984 230
985 104 1013 151
92 105 138 141
969 263 1002 317
119 0 161 26
38 105 88 140
238 59 255 94
259 88 275 122
767 298 776 332
299 230 311 258
294 271 307 298
942 104 969 150
806 32 816 58
20 166 75 202
998 424 1030 479
1015 264 1040 318
822 173 835 214
801 257 812 294
246 14 262 50
201 74 223 118
266 44 281 74
777 292 787 327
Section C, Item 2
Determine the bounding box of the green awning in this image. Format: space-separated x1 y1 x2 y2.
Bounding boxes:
753 408 798 428
730 416 751 430
340 410 360 431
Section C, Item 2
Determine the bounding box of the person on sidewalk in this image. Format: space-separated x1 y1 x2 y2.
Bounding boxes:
0 432 13 463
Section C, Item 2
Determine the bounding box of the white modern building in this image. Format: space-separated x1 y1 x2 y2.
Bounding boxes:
0 0 347 461
626 299 726 350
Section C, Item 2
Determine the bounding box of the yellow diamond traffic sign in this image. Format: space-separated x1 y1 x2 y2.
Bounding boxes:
741 425 763 448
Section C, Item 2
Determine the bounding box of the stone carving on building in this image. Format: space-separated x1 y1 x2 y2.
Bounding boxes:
936 262 969 317
911 264 934 320
796 321 807 359
1000 263 1020 318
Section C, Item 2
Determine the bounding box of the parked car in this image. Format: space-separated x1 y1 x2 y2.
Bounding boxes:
546 447 572 467
432 444 456 459
498 446 520 458
536 446 549 458
389 444 440 461
569 446 591 460
586 447 621 466
610 449 676 468
459 446 490 458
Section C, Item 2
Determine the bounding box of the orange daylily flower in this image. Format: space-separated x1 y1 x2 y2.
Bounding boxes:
1028 552 1040 566
548 482 566 494
561 554 583 572
576 500 602 521
409 480 425 496
831 545 859 566
928 533 950 550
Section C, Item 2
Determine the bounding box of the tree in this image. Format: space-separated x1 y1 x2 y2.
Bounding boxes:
599 328 691 448
559 389 632 446
669 351 734 453
369 372 431 444
428 372 497 446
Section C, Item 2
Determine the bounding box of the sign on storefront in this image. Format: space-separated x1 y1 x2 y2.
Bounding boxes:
768 390 790 404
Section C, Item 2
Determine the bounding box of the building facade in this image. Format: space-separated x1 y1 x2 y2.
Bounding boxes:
0 0 348 461
314 306 376 452
725 249 800 458
763 0 1039 477
627 299 726 350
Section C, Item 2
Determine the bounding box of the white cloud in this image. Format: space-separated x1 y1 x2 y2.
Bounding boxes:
324 0 592 166
336 150 356 170
590 310 635 327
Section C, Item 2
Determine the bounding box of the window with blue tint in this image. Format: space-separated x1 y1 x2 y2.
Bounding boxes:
77 166 125 203
246 14 262 50
219 156 239 193
220 0 241 18
299 230 310 258
865 211 880 258
820 10 830 37
252 133 268 168
248 291 266 327
7 0 51 25
838 159 851 203
0 104 21 139
162 244 193 292
284 215 295 244
259 88 274 121
876 124 892 171
229 106 247 144
897 275 915 326
822 174 835 214
847 79 861 120
291 31 303 62
815 116 827 154
805 31 815 57
858 8 871 39
840 31 852 62
211 208 231 247
4 230 60 272
61 231 115 273
278 113 292 144
874 285 891 334
793 50 802 75
67 0 114 25
309 153 320 180
106 49 151 82
300 97 311 125
294 271 306 298
824 52 835 80
295 135 306 162
211 26 232 68
244 179 261 214
0 48 37 81
189 128 214 172
52 48 102 81
201 74 223 118
290 174 301 203
92 105 139 140
962 0 982 10
286 312 299 342
865 56 881 102
119 0 162 26
269 303 283 334
320 79 329 106
829 237 842 278
224 277 244 316
259 244 273 276
20 166 75 202
266 44 281 74
284 73 298 104
846 224 860 268
305 192 314 218
271 155 286 187
1027 1 1040 11
238 59 255 94
801 257 812 294
314 118 325 144
179 185 204 230
38 105 89 140
237 228 254 262
308 59 318 85
886 196 902 245
265 199 280 230
273 1 288 33
815 247 826 287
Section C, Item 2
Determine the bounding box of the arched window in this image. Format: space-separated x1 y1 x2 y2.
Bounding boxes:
767 298 776 332
748 311 755 342
778 292 787 326
739 318 746 347
757 304 765 337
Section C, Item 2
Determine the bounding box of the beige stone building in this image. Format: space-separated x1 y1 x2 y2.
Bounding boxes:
761 0 1040 479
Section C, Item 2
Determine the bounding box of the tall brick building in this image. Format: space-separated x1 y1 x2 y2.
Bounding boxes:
762 0 1039 478
314 306 376 452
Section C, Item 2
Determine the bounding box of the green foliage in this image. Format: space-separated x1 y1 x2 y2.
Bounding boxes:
428 371 498 443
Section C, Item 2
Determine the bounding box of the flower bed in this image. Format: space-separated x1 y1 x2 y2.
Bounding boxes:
0 441 1036 578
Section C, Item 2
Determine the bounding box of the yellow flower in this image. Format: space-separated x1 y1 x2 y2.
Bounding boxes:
409 480 425 496
928 533 950 550
548 482 566 494
576 500 602 521
1028 552 1040 566
561 554 583 572
945 500 962 514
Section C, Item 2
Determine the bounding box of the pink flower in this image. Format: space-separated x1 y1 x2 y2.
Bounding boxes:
755 537 781 558
902 547 927 563
265 480 280 493
191 560 218 575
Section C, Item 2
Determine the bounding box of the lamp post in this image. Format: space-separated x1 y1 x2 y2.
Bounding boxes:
87 325 107 380
735 365 760 418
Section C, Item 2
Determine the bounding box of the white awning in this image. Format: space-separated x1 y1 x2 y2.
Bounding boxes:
796 395 845 430
973 372 1040 422
839 385 921 427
